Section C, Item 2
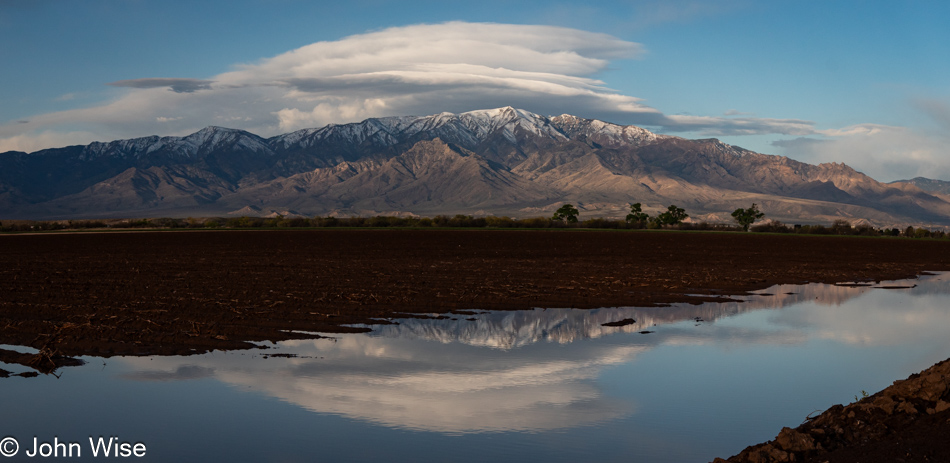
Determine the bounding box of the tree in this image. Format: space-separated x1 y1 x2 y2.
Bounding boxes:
552 204 579 223
625 202 650 224
656 204 688 226
731 203 765 231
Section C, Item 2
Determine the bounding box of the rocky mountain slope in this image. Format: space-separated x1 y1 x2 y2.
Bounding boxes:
889 177 950 202
2 107 949 226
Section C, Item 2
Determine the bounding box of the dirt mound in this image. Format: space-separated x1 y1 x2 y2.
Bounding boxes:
713 358 950 463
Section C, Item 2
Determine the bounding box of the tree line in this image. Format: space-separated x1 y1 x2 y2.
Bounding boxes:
1 203 948 238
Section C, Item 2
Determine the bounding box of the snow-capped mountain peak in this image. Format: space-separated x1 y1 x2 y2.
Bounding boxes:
455 107 562 142
266 107 668 153
182 126 271 153
64 108 668 164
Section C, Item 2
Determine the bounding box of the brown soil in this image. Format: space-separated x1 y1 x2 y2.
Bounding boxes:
2 229 950 368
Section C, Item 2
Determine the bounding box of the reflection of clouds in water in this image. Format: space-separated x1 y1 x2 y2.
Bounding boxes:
769 289 950 347
118 274 950 433
721 276 950 348
121 365 215 382
123 336 641 433
237 338 641 433
660 326 807 347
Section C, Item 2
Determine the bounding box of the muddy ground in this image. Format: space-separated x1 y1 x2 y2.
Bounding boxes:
3 229 950 367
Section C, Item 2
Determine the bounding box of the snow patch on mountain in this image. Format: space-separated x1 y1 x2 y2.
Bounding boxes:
78 126 272 161
550 113 663 147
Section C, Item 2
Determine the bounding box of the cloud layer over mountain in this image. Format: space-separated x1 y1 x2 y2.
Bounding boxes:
1 22 819 153
3 21 947 182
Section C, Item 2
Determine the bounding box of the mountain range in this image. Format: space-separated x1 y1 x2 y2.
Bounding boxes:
2 106 949 226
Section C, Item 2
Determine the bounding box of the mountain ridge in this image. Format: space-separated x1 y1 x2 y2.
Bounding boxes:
2 107 949 226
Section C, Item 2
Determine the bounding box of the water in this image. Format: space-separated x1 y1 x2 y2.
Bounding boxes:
3 274 950 462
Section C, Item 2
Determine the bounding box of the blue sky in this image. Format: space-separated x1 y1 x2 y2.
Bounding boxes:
1 0 948 181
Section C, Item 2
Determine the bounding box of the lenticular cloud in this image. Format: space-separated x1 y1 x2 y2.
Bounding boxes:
1 21 823 154
0 22 654 152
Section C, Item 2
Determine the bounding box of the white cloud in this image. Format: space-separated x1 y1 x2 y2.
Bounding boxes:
0 129 99 153
773 123 950 182
664 113 815 136
0 21 826 153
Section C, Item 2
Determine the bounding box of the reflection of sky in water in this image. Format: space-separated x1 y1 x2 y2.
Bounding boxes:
2 274 950 462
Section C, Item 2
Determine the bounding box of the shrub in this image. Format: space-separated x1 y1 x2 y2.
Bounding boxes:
484 216 515 228
521 217 552 228
751 220 791 233
226 216 264 228
915 228 932 239
831 219 853 235
797 224 830 235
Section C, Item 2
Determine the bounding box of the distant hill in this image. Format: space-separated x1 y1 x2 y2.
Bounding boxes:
3 107 950 227
889 177 950 198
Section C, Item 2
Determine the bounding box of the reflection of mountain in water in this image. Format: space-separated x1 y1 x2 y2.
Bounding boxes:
118 274 950 434
374 306 738 349
370 277 934 349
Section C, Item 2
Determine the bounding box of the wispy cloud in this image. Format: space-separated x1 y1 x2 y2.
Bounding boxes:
662 114 814 136
107 78 215 93
723 109 752 116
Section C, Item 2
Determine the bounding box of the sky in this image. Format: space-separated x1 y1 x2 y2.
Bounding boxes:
1 0 948 182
